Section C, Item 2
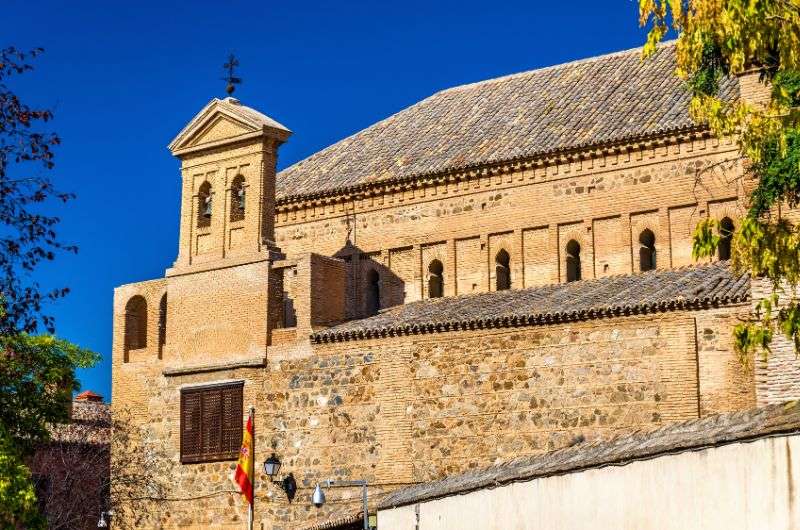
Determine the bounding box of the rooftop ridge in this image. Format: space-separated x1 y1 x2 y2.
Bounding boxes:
440 39 677 95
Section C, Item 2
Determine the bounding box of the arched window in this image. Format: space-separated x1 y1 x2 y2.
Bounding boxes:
125 295 147 354
158 293 167 359
639 229 656 272
197 181 212 228
230 175 245 222
495 249 511 291
428 260 444 298
366 269 380 316
566 240 581 282
718 217 734 261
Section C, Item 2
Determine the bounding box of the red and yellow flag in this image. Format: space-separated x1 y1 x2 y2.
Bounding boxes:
234 412 254 504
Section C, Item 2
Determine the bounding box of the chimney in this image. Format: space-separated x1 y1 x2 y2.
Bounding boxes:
738 69 772 108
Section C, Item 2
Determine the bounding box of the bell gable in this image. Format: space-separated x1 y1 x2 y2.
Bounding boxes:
168 97 291 157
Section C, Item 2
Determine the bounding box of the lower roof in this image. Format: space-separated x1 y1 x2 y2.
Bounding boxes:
312 262 750 343
379 401 800 510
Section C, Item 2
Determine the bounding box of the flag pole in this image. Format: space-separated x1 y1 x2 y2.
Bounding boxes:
248 406 255 530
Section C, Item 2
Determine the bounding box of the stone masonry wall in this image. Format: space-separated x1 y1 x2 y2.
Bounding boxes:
111 304 752 529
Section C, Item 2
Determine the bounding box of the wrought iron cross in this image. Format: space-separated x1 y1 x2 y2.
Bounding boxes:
222 54 242 96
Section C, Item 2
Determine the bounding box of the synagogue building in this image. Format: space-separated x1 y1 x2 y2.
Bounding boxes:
111 43 800 529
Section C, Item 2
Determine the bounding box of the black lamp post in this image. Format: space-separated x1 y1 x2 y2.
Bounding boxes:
263 453 297 502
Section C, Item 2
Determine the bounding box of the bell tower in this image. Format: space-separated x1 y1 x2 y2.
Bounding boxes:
166 97 290 274
159 98 291 364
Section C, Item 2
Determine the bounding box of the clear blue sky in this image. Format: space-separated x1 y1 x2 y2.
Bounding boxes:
5 0 651 401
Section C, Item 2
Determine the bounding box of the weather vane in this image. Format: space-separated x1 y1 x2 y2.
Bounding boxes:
222 53 242 96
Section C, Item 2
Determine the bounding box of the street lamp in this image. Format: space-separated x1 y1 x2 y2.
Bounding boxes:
312 483 326 507
263 453 298 502
312 480 371 530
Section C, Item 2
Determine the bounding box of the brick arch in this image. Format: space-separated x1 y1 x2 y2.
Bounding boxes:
124 295 148 359
717 215 737 261
494 247 512 291
423 246 448 281
630 223 662 273
559 230 588 283
709 205 741 262
427 259 444 298
636 227 658 272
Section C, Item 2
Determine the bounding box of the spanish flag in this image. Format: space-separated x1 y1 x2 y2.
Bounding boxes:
234 410 254 505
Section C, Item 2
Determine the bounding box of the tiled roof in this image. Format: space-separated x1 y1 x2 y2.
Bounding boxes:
378 400 800 509
276 42 737 201
74 390 103 402
312 262 750 343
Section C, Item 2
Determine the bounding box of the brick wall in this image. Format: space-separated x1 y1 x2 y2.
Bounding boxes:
275 138 745 315
752 278 800 405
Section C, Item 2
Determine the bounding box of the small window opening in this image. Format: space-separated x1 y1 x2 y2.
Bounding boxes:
428 260 444 298
495 249 511 291
283 291 297 328
718 217 734 261
566 240 582 282
639 229 656 272
197 181 212 228
230 175 245 222
158 293 167 359
366 269 380 316
124 295 147 355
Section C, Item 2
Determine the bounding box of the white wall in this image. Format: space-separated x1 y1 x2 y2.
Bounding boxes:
379 435 800 530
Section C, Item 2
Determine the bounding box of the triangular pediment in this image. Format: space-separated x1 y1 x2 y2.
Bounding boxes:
169 97 291 156
188 115 254 147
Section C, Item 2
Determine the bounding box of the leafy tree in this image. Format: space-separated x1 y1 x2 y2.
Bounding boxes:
640 1 800 364
1 46 75 335
0 300 98 528
0 327 98 455
0 427 44 529
0 47 98 526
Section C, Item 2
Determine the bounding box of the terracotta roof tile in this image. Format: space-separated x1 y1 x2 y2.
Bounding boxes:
312 262 750 343
276 42 737 201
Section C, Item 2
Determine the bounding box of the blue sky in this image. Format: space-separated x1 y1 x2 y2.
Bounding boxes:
5 0 652 401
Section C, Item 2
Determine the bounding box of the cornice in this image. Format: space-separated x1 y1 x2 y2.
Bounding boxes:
311 293 749 344
163 357 266 376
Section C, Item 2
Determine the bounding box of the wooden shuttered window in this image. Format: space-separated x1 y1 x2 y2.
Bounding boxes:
180 382 243 464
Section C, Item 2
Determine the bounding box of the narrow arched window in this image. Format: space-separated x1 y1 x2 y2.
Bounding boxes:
158 293 167 359
230 175 245 222
428 260 444 298
366 269 380 316
639 229 656 272
718 217 734 261
125 295 147 353
566 240 581 282
495 249 511 291
197 181 212 228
